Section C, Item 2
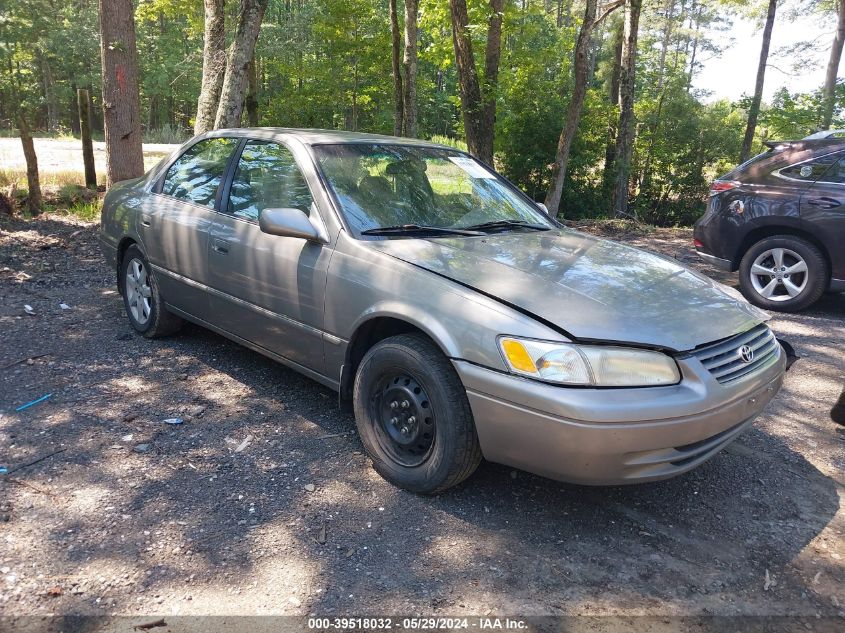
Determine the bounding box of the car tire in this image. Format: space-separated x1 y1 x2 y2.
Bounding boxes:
352 333 482 494
120 244 183 337
738 235 828 312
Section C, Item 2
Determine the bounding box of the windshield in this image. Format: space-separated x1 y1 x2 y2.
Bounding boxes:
313 143 555 235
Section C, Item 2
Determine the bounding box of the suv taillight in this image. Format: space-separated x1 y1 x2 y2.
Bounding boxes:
709 180 741 196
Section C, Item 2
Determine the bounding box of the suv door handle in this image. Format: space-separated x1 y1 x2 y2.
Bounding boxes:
806 196 841 209
212 238 230 254
140 214 152 227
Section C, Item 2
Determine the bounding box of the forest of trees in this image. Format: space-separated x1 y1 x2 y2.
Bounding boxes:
1 0 844 225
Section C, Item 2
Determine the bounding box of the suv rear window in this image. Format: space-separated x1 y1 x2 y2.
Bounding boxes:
722 147 782 180
778 152 843 182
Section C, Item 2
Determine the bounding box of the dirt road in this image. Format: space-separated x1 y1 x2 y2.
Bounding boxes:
0 215 843 625
0 138 179 183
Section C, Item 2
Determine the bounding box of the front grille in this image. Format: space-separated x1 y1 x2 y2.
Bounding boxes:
691 324 779 384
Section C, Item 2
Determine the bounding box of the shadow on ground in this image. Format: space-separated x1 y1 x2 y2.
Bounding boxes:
1 214 843 624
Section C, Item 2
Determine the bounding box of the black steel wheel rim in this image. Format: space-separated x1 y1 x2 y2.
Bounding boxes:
368 371 436 467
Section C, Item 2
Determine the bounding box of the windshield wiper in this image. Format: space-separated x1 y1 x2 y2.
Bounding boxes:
460 219 551 233
361 224 482 237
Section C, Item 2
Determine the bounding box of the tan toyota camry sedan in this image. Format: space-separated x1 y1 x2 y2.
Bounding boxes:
99 128 787 493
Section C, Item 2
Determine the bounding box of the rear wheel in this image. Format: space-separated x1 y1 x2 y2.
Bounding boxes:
120 245 183 337
352 334 482 494
738 236 827 312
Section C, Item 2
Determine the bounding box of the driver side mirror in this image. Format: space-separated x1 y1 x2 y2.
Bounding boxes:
259 208 324 242
536 202 550 215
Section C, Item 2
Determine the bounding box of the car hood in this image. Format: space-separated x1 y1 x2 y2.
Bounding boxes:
368 229 769 351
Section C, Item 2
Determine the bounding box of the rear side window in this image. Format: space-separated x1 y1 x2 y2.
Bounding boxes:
778 152 843 182
817 156 845 184
161 138 239 208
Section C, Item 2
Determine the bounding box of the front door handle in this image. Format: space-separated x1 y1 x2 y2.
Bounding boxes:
212 238 230 254
806 196 841 209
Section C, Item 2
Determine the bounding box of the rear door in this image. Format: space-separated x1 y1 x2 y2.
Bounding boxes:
137 136 240 318
795 151 845 280
207 139 332 374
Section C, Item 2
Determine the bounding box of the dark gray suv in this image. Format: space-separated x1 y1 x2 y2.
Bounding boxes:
694 138 845 311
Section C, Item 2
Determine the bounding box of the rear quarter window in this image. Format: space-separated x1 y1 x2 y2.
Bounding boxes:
777 152 844 182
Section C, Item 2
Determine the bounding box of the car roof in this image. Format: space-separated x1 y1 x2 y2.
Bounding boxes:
803 129 845 140
763 138 845 151
724 138 845 180
206 127 453 149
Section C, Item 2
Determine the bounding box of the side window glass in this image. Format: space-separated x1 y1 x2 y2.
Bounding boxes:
779 153 842 182
818 156 845 184
161 138 239 208
227 140 314 222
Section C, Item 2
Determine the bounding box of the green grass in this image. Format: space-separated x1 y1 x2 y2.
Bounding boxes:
0 167 105 189
429 135 468 151
0 126 190 144
62 199 102 221
143 124 191 144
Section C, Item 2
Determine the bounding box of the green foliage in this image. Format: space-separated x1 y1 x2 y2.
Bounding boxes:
757 84 845 141
496 6 571 200
3 0 843 226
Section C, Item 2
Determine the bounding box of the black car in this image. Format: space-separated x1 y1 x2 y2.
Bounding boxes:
694 137 845 311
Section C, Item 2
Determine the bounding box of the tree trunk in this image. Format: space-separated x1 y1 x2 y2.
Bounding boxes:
603 20 623 185
39 51 59 133
450 0 486 160
822 0 845 130
448 0 503 165
402 0 420 137
245 55 260 126
611 0 642 219
98 0 145 188
655 0 676 92
389 0 404 136
195 0 226 134
480 0 504 164
214 0 269 129
686 3 703 93
740 0 777 162
69 82 81 135
87 84 99 133
17 113 41 214
77 89 98 189
544 0 599 216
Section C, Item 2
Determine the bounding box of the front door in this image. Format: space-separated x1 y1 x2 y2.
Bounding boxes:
136 136 240 318
208 139 331 374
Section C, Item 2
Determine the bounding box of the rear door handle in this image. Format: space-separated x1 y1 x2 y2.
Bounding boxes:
140 214 152 227
806 196 841 209
212 238 230 254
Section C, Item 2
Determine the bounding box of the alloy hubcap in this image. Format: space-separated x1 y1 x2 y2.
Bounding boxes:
372 373 435 467
125 258 152 324
749 248 808 302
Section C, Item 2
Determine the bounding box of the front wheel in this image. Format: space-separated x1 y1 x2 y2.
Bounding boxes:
738 236 828 312
352 334 482 494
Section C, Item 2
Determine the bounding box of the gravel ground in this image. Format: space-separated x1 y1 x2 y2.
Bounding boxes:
0 214 843 627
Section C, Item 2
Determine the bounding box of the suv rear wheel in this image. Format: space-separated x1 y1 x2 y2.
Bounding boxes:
738 235 827 312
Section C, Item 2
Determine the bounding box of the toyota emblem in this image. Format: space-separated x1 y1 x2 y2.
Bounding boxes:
738 345 754 363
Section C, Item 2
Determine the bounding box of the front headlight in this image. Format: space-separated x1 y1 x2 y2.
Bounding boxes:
499 337 681 387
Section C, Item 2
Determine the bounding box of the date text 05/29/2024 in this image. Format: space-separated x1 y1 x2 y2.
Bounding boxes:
307 617 528 630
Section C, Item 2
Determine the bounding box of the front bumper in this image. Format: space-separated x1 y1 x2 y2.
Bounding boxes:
453 345 785 485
